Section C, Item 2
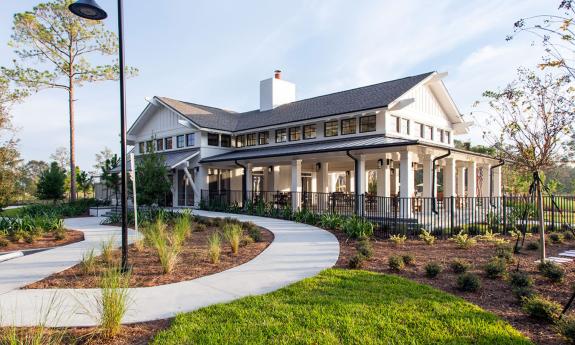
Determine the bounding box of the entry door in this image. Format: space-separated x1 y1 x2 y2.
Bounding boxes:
301 175 312 193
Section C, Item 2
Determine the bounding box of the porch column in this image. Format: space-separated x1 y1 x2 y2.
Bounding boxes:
266 166 275 191
399 151 413 217
194 166 208 207
422 154 434 198
291 159 302 210
377 157 390 197
456 166 466 197
492 165 502 197
318 162 329 194
245 163 253 193
172 172 178 206
356 155 366 215
481 164 491 198
444 158 456 197
467 161 477 208
330 173 338 192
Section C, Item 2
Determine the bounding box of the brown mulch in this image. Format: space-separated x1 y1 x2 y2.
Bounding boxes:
332 230 575 345
0 230 84 253
26 224 273 289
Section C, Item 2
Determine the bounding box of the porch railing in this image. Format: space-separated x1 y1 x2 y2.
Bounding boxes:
200 190 575 238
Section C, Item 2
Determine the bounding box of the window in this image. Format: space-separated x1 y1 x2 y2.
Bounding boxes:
236 135 246 148
324 120 338 137
186 133 195 147
165 137 173 150
275 128 287 143
208 133 219 146
258 132 269 145
176 135 185 148
221 134 231 147
289 126 301 141
445 131 451 144
436 129 444 143
146 140 153 152
414 122 424 138
400 118 409 135
393 116 400 132
138 142 145 154
359 115 376 133
156 139 164 151
246 133 257 146
341 118 357 135
303 124 316 139
424 125 433 140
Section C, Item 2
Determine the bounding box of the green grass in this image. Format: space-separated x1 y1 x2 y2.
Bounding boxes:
152 269 531 345
0 208 21 217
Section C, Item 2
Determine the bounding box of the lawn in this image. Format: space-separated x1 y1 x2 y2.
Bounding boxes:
151 269 531 345
0 208 21 217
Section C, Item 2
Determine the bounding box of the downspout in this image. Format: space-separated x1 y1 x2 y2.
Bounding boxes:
235 160 247 207
432 149 451 214
490 159 505 208
346 150 360 215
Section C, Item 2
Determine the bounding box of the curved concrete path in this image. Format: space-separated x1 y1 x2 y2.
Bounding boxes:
0 211 339 327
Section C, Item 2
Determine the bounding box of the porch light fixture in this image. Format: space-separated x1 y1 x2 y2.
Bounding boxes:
69 0 129 272
315 162 321 171
387 158 392 166
377 159 383 169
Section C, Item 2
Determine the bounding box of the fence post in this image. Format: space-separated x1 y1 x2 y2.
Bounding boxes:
450 196 455 232
502 195 507 234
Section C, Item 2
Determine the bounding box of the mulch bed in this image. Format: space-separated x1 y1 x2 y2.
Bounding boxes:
332 230 575 345
0 230 84 254
26 223 273 289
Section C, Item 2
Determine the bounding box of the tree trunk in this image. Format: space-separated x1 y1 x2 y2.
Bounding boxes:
537 178 546 262
69 77 76 202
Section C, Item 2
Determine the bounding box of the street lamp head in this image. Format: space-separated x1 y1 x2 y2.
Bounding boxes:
68 0 107 20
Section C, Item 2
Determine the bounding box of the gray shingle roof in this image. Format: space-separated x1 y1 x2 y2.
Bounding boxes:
111 148 199 172
200 135 417 162
156 72 434 132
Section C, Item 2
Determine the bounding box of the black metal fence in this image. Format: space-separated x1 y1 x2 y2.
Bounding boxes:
200 190 575 238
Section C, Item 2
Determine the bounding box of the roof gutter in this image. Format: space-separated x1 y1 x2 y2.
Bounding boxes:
490 159 505 208
432 149 451 214
346 150 360 215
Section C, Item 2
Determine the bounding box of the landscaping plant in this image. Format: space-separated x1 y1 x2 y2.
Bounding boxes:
557 315 575 343
424 262 442 278
223 223 243 255
549 232 563 244
526 241 539 250
418 229 435 245
80 249 97 275
243 222 262 242
450 231 476 249
456 273 481 292
521 295 561 322
450 259 471 274
100 237 116 265
389 234 407 246
342 216 373 239
356 239 373 258
538 261 565 283
208 232 221 264
508 271 533 288
484 257 507 279
98 267 131 338
388 255 404 271
348 254 365 269
319 213 343 230
402 254 415 266
494 245 515 264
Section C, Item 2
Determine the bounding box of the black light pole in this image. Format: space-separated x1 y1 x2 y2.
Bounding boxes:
69 0 129 272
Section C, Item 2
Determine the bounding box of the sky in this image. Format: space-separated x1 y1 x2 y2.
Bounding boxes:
0 0 554 172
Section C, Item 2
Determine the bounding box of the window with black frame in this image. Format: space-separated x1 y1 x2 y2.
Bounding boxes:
258 131 269 145
236 135 246 148
156 138 164 151
275 128 287 143
303 124 316 139
324 120 338 137
289 126 301 141
341 118 357 135
176 135 185 148
359 115 376 133
165 137 173 150
186 133 195 147
246 133 257 146
208 133 219 146
221 134 231 147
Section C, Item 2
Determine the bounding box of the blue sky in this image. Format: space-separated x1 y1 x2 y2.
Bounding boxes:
0 0 552 171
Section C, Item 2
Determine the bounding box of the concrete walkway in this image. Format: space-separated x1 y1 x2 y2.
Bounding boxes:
0 211 339 327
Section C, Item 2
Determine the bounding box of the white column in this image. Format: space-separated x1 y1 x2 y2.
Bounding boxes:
492 165 502 197
291 159 302 210
245 163 253 193
318 162 329 194
377 159 390 197
444 158 456 197
273 166 281 191
330 173 338 192
172 172 178 206
194 166 208 207
481 164 491 198
422 154 434 198
356 155 366 195
399 151 413 217
467 161 477 198
456 166 466 197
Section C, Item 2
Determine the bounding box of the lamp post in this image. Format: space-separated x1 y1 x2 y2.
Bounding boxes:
69 0 129 272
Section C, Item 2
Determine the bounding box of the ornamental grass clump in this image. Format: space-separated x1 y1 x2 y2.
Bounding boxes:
223 223 243 255
100 237 116 265
80 249 97 275
208 232 221 264
418 229 435 245
244 222 262 242
98 266 131 338
145 218 182 274
173 214 192 248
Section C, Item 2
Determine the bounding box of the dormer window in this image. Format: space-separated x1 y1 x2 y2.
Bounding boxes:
208 133 219 146
221 134 231 147
236 135 246 148
341 118 356 135
303 124 316 139
359 115 376 133
258 132 269 145
275 128 287 143
246 133 257 146
324 120 338 137
289 127 301 141
177 135 185 148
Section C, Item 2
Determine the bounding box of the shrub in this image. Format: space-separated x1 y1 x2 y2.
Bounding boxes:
450 231 476 249
549 232 563 244
208 233 221 264
402 254 415 266
98 267 131 338
424 262 442 278
319 213 343 230
512 286 535 300
494 245 514 263
418 229 435 245
0 236 8 247
526 241 539 250
557 315 575 343
223 223 243 255
173 214 192 248
388 255 404 271
348 254 365 269
484 257 507 279
80 249 97 275
564 231 575 241
521 295 561 322
450 259 471 274
342 216 374 239
246 224 262 242
538 261 565 283
457 273 481 292
389 234 407 246
53 227 66 241
356 239 373 258
508 271 533 288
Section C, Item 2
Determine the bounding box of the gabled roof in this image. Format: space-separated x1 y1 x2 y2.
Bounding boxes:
111 148 200 172
152 72 435 132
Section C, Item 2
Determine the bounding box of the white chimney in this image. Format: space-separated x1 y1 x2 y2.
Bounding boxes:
259 70 296 111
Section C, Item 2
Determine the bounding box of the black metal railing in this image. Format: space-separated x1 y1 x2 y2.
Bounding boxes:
199 190 575 239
